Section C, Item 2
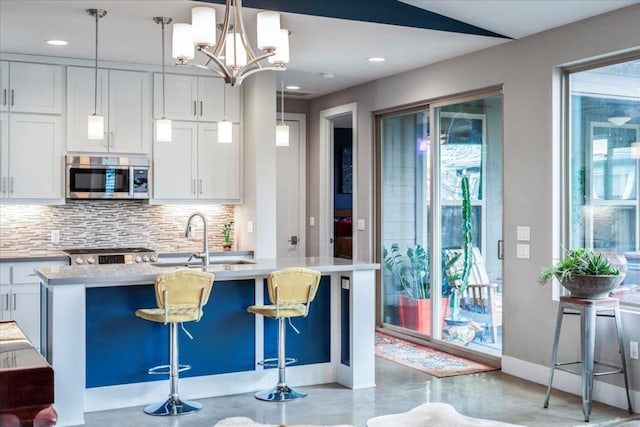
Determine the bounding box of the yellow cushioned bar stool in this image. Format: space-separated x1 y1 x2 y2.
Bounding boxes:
135 269 214 416
247 267 321 402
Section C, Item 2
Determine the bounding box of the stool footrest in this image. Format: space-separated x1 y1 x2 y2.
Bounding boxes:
148 363 192 375
555 360 624 377
257 357 297 368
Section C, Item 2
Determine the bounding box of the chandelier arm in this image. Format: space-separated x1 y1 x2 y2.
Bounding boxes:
211 0 232 58
234 0 258 62
198 47 232 80
190 62 228 80
238 51 277 73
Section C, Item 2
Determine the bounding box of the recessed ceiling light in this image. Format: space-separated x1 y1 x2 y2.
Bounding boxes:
46 40 68 46
367 57 385 62
286 85 301 90
321 72 335 78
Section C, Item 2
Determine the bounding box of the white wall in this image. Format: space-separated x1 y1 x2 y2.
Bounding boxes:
305 4 640 403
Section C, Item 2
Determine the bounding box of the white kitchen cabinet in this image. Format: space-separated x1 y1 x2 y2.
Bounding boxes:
153 73 240 123
153 120 241 202
0 61 63 114
0 260 67 351
66 66 151 154
0 112 63 200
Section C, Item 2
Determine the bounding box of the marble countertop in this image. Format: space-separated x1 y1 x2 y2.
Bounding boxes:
35 257 380 286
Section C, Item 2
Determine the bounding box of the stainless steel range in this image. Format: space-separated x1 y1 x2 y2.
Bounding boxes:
64 247 157 266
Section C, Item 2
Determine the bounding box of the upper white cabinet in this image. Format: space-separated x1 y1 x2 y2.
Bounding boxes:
153 120 241 202
153 74 240 123
0 61 63 114
0 112 62 200
67 66 151 154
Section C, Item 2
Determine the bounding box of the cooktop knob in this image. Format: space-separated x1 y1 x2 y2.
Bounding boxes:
142 255 149 262
87 257 95 264
150 255 158 262
75 257 84 265
135 256 142 263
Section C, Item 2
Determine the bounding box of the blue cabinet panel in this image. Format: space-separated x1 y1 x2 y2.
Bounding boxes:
86 280 255 388
263 275 331 366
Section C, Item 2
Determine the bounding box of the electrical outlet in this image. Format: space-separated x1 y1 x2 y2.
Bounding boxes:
631 341 639 360
51 230 60 244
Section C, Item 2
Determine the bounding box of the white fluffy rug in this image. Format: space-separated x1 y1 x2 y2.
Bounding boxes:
366 402 525 427
213 417 354 427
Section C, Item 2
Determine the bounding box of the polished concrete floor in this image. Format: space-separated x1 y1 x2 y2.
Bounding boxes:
82 357 637 427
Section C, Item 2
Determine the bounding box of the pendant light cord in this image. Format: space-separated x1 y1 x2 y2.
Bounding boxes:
280 75 285 125
161 20 166 118
94 12 99 115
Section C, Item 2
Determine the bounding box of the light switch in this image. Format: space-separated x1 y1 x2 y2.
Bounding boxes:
357 219 366 231
516 244 530 259
247 221 254 233
309 216 315 227
341 276 350 290
516 226 531 241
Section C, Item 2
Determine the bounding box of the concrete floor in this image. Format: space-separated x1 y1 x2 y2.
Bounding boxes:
82 357 637 427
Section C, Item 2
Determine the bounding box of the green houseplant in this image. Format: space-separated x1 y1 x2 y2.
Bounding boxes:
383 243 450 334
538 248 624 299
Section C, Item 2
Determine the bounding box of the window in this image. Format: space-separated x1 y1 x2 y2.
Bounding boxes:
566 58 640 306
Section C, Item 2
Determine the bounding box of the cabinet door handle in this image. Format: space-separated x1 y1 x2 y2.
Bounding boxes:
109 131 114 149
198 178 203 194
1 177 6 194
2 89 6 106
200 101 203 117
10 89 14 106
2 294 8 311
193 101 197 116
9 177 14 194
11 294 16 311
191 179 196 195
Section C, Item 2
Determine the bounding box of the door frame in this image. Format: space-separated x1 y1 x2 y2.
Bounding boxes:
319 102 357 259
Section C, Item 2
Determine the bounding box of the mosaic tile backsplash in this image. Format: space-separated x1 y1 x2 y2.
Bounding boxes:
0 201 235 254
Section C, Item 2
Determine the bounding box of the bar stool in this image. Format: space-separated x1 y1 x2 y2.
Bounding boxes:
544 296 633 422
135 269 214 416
247 267 321 402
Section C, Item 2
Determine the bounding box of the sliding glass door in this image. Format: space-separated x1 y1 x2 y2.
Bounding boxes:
379 91 503 357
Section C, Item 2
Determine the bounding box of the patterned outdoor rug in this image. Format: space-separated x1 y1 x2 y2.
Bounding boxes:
375 332 499 378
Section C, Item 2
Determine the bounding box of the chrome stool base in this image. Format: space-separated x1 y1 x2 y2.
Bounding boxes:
255 385 307 402
144 397 202 416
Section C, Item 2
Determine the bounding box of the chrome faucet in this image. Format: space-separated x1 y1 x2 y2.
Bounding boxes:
184 212 209 269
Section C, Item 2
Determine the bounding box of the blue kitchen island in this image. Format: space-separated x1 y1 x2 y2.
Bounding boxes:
35 258 379 427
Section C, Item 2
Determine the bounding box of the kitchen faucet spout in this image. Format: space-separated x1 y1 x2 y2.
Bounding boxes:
184 212 209 269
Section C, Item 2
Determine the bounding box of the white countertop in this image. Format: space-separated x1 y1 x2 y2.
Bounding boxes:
35 257 380 286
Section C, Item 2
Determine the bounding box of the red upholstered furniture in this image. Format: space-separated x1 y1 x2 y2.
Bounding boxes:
0 320 57 427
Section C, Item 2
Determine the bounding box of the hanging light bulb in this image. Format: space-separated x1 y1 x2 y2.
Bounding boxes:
154 17 173 142
87 9 106 140
218 84 232 143
276 75 289 147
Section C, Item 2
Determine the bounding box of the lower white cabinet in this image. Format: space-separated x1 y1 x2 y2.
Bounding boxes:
153 120 241 202
0 260 67 351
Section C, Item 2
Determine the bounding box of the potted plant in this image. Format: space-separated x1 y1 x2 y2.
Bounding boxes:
383 243 449 334
222 221 234 251
538 248 624 299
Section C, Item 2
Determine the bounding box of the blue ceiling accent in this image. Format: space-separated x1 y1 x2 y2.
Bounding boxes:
200 0 510 39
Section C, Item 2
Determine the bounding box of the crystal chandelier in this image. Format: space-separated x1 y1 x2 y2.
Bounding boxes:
172 0 289 86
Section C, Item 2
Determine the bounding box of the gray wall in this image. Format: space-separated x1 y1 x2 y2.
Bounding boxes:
305 5 640 401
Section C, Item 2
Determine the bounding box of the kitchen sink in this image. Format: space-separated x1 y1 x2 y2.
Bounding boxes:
152 259 256 268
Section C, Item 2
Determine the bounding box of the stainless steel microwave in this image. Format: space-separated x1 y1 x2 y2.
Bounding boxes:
65 155 150 199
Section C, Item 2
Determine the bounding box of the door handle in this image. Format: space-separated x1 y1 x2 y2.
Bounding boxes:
329 237 334 244
497 240 504 260
288 236 298 245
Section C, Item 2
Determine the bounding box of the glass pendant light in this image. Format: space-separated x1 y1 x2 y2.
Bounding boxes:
154 17 172 142
87 9 106 140
218 84 232 143
276 75 289 147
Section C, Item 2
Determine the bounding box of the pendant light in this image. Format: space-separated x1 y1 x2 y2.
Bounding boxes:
154 17 173 142
218 84 232 143
276 75 289 147
87 9 106 140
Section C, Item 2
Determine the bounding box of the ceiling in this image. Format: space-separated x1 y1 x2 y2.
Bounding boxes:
1 0 638 99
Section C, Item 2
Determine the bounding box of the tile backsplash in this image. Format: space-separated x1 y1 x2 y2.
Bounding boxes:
0 201 235 254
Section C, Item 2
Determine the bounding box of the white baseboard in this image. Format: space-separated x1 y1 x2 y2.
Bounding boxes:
502 355 639 412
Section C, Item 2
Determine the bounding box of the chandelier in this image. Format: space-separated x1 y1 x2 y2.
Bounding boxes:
172 0 289 86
